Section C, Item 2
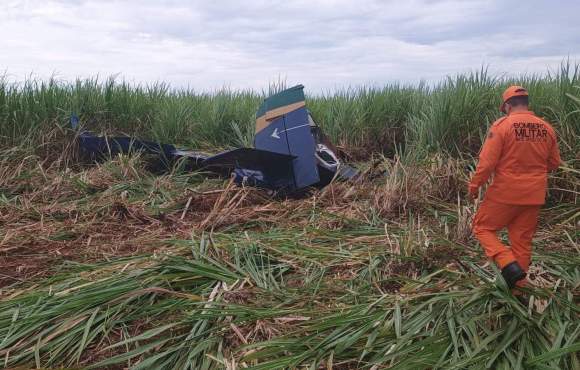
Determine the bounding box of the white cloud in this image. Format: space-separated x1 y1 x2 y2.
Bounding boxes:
1 0 579 91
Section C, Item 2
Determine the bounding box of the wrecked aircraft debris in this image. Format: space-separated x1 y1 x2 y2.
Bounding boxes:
74 85 357 193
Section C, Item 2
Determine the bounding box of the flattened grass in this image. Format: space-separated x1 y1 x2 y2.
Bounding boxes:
0 152 578 369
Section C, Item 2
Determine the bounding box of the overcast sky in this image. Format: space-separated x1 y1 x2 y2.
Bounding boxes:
1 0 579 91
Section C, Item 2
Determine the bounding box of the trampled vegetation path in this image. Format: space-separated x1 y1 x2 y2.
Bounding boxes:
0 66 578 369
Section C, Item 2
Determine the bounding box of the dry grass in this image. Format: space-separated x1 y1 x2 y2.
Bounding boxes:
0 154 465 285
0 151 577 369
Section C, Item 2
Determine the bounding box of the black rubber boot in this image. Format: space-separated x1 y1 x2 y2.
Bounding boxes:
515 294 529 306
501 261 526 289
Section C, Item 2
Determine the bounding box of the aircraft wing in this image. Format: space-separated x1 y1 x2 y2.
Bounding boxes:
202 148 296 171
78 133 176 159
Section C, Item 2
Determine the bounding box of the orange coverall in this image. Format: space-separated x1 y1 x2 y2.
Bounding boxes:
470 111 561 285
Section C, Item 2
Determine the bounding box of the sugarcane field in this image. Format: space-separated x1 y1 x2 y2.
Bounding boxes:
1 2 579 370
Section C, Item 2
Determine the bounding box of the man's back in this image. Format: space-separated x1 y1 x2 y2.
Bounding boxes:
497 111 558 172
470 110 561 205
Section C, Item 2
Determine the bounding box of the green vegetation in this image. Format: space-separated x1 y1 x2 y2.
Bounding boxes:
0 64 578 369
1 63 579 157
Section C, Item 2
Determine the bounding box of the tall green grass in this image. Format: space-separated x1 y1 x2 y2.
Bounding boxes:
1 62 579 158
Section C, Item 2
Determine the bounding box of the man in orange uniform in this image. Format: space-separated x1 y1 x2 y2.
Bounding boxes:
469 86 561 291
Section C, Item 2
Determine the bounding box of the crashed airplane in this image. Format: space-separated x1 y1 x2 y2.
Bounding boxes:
74 85 357 193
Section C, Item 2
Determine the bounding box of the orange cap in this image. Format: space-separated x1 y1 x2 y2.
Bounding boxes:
500 85 528 113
